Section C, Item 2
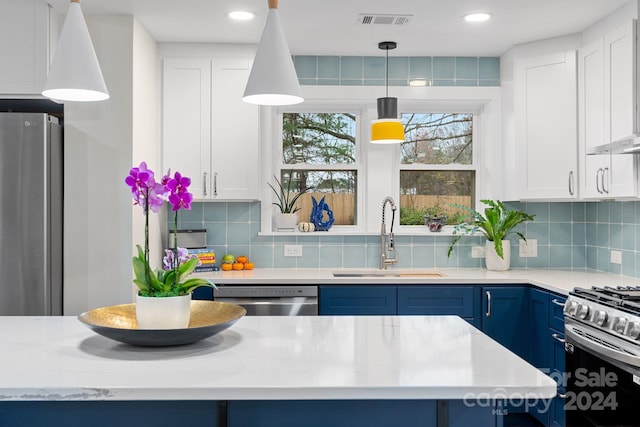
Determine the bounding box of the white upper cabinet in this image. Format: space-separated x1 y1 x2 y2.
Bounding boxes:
210 58 259 200
162 58 211 199
578 20 638 199
0 0 50 95
514 51 578 199
162 57 259 200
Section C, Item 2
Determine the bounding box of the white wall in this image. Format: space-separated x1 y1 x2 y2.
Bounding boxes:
63 16 158 315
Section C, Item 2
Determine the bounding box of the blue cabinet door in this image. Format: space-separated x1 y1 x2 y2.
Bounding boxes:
481 286 530 361
319 286 396 315
529 288 551 368
549 294 567 332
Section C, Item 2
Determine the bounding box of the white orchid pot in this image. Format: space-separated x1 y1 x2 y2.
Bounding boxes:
135 294 191 329
275 212 298 231
485 240 511 271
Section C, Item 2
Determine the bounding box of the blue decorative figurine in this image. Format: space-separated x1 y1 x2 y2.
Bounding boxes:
310 196 334 231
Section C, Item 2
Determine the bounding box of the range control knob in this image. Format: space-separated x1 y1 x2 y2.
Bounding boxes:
614 317 628 334
565 300 579 316
593 310 608 327
577 304 590 320
627 322 640 340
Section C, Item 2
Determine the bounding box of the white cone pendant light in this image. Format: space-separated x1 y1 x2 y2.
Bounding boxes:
42 0 109 102
243 0 303 106
371 41 404 144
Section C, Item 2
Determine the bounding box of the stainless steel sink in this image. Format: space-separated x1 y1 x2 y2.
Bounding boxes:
332 270 446 278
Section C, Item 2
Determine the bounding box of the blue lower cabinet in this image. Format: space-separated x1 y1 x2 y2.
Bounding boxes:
228 399 499 427
192 286 214 300
319 286 396 315
0 401 218 427
549 294 567 332
397 286 474 317
550 387 566 427
481 286 530 361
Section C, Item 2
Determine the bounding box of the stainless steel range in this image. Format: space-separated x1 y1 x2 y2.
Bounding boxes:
563 286 640 427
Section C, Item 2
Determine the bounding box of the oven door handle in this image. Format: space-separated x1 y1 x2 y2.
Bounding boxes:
565 323 640 368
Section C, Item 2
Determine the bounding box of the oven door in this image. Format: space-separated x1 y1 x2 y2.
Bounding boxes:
564 318 640 427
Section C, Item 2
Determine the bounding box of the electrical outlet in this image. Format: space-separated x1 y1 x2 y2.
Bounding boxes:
519 239 538 257
471 246 485 258
610 250 622 265
284 245 302 257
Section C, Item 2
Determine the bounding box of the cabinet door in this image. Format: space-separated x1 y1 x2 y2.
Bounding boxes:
515 51 577 199
319 286 396 315
578 37 608 198
529 288 550 369
604 20 637 197
482 287 529 361
0 0 49 95
397 286 474 323
210 58 259 199
162 58 211 198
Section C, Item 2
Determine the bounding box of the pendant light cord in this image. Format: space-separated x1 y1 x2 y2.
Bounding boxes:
385 48 389 98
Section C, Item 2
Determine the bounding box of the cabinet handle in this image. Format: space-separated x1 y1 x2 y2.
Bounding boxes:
485 290 491 317
552 333 565 344
568 171 574 196
596 168 602 194
203 172 207 196
557 393 567 399
214 172 218 196
551 299 565 308
602 167 609 194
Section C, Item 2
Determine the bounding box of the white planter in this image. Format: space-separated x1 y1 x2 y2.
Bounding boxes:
135 294 191 329
485 240 511 271
275 212 298 231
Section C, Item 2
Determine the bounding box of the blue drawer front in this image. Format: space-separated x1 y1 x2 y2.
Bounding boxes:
549 294 566 331
397 286 474 317
319 286 396 315
551 329 566 381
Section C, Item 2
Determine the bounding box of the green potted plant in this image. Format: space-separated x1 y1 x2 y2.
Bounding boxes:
126 162 215 329
268 171 313 231
447 199 534 271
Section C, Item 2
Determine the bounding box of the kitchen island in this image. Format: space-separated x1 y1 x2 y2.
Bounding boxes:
0 315 556 427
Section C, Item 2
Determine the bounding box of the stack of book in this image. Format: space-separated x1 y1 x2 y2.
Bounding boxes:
188 248 217 272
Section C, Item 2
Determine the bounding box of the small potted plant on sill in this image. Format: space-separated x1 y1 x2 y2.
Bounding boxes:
126 162 215 329
447 199 534 271
268 171 313 231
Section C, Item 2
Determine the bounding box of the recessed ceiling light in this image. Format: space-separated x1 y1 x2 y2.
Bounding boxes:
227 10 256 21
463 12 492 23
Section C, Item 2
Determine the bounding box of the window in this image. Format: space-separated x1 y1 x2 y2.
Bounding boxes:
279 112 360 226
399 113 475 226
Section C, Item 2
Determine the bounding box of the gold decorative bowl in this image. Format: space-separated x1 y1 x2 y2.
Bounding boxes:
78 301 246 347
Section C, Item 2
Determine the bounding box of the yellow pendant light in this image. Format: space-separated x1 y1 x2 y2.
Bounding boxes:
42 0 109 102
243 0 303 106
371 41 404 144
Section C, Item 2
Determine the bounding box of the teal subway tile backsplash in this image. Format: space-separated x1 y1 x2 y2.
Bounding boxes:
292 55 500 87
170 201 640 277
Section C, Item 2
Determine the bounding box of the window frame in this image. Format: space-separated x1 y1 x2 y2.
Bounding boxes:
258 85 501 236
271 104 366 233
397 111 479 230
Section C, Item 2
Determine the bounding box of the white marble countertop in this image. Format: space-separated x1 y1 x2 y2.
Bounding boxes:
0 315 555 402
196 267 640 295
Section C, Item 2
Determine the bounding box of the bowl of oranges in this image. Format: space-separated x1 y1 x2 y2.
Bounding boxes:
220 254 254 271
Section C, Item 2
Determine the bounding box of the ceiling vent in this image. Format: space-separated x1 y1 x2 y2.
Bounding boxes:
358 14 412 26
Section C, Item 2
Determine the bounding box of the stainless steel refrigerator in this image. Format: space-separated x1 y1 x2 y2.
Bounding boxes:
0 112 63 315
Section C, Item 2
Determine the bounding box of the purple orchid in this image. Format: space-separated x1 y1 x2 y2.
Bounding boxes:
163 247 198 271
125 162 167 213
166 171 193 212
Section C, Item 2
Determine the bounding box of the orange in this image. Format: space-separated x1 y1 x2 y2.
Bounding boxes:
221 263 233 271
236 255 248 264
244 262 254 270
232 262 244 270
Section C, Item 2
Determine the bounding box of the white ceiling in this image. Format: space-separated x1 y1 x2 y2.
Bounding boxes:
47 0 631 56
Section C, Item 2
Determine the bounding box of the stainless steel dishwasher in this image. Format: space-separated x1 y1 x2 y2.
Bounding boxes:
213 286 318 316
